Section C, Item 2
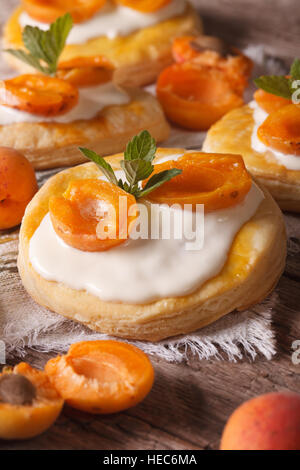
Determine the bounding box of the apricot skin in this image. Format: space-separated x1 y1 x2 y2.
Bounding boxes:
220 392 300 450
0 147 37 230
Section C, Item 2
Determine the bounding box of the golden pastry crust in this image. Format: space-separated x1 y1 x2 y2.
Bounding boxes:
18 148 286 341
0 88 170 170
203 104 300 212
3 4 202 87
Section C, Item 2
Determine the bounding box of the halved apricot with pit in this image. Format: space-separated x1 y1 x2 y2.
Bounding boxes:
257 104 300 156
49 178 138 252
143 153 252 211
0 74 78 117
156 63 244 130
254 89 291 114
45 340 154 414
22 0 106 24
116 0 171 13
0 363 63 440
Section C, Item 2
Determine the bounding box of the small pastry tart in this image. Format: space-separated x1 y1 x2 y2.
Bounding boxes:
203 68 300 212
0 81 169 170
18 147 286 341
3 1 202 87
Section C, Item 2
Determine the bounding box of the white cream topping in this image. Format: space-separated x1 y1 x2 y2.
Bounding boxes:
19 1 187 43
249 100 300 171
29 157 264 304
0 82 129 125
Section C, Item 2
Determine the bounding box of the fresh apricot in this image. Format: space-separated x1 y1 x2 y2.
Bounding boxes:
57 66 113 87
172 36 253 95
0 363 64 440
57 56 114 87
116 0 171 13
45 341 154 414
49 179 138 252
0 74 78 117
22 0 106 24
156 63 244 130
254 89 291 114
0 147 37 230
257 104 300 156
142 153 252 211
221 392 300 450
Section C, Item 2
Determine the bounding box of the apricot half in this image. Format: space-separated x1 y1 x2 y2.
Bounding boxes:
172 36 252 95
0 147 37 230
22 0 106 24
0 363 64 440
156 63 244 130
254 89 291 114
49 179 138 252
143 153 252 211
221 392 300 450
0 75 79 117
257 104 300 156
57 56 114 88
45 341 154 414
116 0 171 13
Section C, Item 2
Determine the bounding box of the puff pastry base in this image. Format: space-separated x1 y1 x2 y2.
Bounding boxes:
3 4 202 87
18 148 286 341
0 88 169 170
203 105 300 212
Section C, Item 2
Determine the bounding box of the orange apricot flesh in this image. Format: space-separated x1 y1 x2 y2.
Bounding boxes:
0 363 64 440
221 392 300 450
0 147 37 230
116 0 171 13
57 67 113 87
22 0 106 24
156 63 244 130
45 341 154 414
49 179 138 252
57 56 114 87
254 89 291 114
257 104 300 156
0 74 78 117
172 36 253 95
143 153 252 211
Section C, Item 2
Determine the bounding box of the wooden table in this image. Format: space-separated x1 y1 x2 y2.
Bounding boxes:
0 0 299 451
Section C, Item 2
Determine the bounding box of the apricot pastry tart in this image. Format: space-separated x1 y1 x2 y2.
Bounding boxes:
203 61 300 212
18 133 286 341
3 0 202 87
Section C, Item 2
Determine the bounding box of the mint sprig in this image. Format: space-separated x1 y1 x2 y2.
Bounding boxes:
79 131 182 199
5 13 73 76
254 58 300 99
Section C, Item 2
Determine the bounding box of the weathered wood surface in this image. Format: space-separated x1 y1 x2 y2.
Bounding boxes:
0 0 300 451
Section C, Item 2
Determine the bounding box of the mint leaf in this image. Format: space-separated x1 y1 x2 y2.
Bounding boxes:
79 147 118 185
139 168 182 198
120 159 153 187
290 59 300 80
254 75 291 99
124 130 156 162
77 131 181 200
5 13 72 76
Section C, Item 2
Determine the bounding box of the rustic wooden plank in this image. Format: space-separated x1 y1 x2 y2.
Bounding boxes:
191 0 300 64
